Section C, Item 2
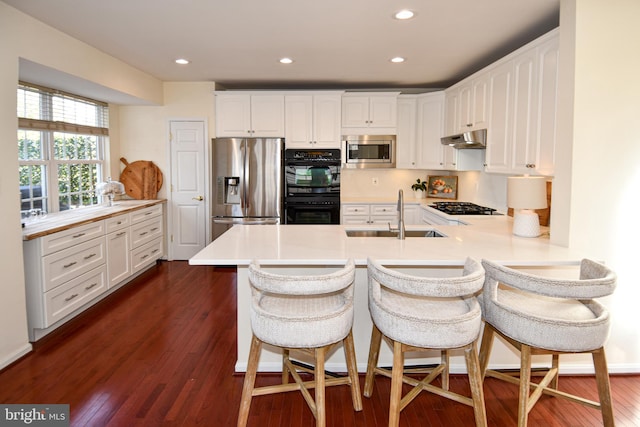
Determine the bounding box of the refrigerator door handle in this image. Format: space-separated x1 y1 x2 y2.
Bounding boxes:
212 218 279 225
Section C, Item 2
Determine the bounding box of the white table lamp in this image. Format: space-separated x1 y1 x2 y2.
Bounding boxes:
507 176 547 237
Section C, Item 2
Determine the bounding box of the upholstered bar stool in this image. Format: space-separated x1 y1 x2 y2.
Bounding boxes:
237 259 362 427
363 257 487 427
478 259 617 427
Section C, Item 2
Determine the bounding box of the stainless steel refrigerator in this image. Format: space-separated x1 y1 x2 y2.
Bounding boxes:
211 137 284 240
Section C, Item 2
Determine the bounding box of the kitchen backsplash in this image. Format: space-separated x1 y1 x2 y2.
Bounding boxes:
340 169 508 211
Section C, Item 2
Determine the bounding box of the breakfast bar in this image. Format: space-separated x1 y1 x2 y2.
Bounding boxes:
189 216 588 374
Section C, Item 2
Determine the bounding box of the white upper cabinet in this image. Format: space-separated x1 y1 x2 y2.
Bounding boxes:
485 60 514 173
444 29 559 175
395 96 418 169
398 92 482 171
416 92 446 170
341 93 399 134
285 92 343 148
445 74 489 135
484 29 559 175
215 93 285 137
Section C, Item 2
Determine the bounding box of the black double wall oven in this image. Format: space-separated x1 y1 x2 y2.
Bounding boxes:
283 149 341 224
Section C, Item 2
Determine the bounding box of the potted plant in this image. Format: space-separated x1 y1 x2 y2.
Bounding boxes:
411 178 427 199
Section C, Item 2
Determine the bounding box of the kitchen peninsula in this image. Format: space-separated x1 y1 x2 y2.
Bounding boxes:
190 215 588 374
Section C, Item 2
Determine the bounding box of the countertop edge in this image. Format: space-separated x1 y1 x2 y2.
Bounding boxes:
22 199 167 241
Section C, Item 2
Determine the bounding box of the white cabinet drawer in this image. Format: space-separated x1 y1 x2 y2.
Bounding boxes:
370 216 397 224
42 236 106 292
342 205 370 215
131 237 163 274
40 221 105 256
342 216 370 225
44 265 107 327
370 204 396 215
130 216 163 249
105 213 130 233
130 204 162 224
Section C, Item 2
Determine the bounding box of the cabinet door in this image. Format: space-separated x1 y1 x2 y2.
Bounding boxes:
416 93 445 170
403 204 420 225
369 96 397 128
106 229 131 288
511 48 538 173
312 94 342 148
472 74 490 130
396 97 418 169
285 95 313 148
215 94 252 137
341 96 370 127
485 60 513 173
458 83 473 132
444 91 458 137
534 36 559 176
250 95 285 137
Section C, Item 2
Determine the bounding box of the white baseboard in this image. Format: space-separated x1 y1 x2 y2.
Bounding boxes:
0 343 32 371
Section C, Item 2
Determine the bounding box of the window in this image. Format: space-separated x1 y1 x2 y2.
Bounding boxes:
18 82 108 214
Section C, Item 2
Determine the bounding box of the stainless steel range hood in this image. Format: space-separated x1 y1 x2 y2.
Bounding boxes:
441 129 487 149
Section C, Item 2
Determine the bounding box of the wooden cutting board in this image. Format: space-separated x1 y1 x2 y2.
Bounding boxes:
119 157 163 200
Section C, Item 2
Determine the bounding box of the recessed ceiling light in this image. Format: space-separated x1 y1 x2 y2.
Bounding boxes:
390 57 406 63
279 57 294 64
175 58 190 65
394 9 415 20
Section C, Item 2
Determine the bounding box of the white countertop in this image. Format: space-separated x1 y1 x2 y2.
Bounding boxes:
189 215 580 267
22 199 166 240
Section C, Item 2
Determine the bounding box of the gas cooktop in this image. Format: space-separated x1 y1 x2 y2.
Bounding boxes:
429 202 500 216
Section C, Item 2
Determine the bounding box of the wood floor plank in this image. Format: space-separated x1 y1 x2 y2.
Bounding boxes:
1 261 639 426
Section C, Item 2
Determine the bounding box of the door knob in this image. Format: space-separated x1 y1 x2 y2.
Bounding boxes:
192 196 204 201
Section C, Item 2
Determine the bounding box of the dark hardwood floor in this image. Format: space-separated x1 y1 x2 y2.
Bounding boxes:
1 261 639 426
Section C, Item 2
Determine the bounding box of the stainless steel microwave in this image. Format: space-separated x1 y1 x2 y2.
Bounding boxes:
343 135 396 168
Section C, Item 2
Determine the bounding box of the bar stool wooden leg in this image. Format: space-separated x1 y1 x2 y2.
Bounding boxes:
282 349 290 384
441 350 450 391
478 323 494 381
592 347 615 427
550 354 559 389
518 345 532 427
388 340 405 427
464 341 488 427
237 334 262 427
315 346 327 427
343 330 363 411
364 324 383 398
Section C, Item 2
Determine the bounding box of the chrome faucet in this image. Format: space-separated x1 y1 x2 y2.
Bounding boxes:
396 189 405 240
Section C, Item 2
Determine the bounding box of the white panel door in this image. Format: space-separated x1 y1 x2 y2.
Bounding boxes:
170 120 206 260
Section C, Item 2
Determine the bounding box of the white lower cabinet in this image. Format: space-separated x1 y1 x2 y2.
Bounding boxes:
342 202 420 225
106 228 131 288
23 203 164 341
131 237 163 274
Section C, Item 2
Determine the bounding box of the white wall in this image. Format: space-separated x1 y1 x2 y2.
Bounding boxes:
0 2 164 369
117 81 216 200
555 0 640 369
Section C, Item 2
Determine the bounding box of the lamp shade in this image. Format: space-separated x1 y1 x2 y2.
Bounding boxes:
507 176 547 210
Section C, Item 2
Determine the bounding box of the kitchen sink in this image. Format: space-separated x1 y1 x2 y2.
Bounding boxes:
345 229 446 238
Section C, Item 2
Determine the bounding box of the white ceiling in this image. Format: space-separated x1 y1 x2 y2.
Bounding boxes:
7 0 559 98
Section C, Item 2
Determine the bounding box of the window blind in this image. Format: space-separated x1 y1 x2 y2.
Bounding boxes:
17 82 109 136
